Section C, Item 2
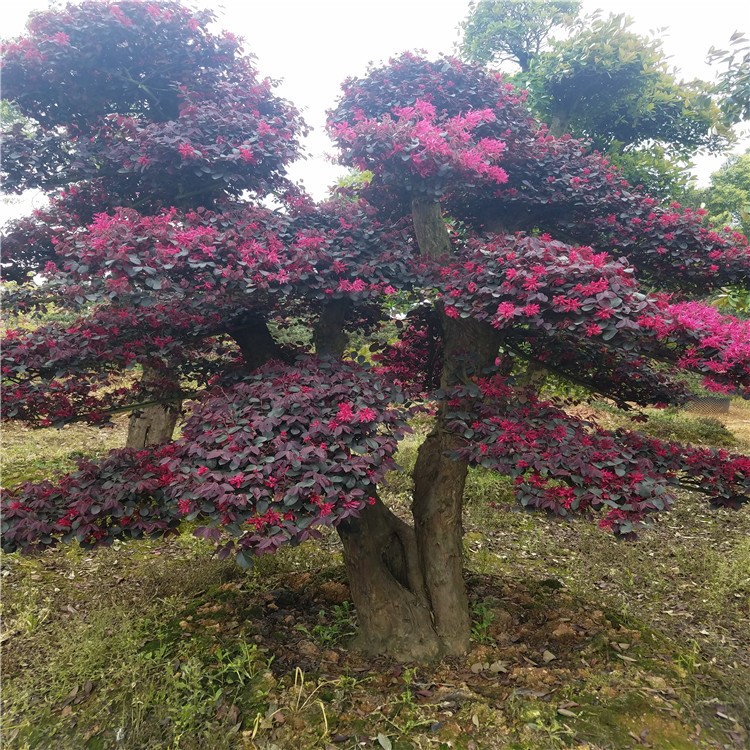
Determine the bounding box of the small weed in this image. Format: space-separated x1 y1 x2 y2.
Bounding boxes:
505 694 574 748
15 603 51 634
250 667 333 742
470 600 495 644
297 600 357 649
395 667 418 710
674 639 702 677
377 667 434 739
213 642 271 687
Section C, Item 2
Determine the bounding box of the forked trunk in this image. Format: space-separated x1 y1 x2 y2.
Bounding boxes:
412 427 472 655
334 202 504 660
411 314 503 655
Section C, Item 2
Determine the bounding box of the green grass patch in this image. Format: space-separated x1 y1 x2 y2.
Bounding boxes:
2 541 273 750
2 400 749 748
2 420 129 487
591 402 739 447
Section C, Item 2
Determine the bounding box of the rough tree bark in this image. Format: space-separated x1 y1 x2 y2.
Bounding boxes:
549 112 570 139
412 314 502 655
340 200 502 660
313 300 351 358
312 299 445 659
411 196 452 259
338 497 443 661
309 210 504 660
126 401 180 448
228 313 287 371
125 365 181 449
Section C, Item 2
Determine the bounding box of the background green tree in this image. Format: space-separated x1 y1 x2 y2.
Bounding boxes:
458 0 580 71
699 149 750 237
460 5 731 200
689 149 750 316
708 31 750 125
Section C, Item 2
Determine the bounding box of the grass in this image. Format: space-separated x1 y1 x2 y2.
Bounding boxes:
2 402 750 749
295 600 358 649
1 418 129 487
590 402 742 448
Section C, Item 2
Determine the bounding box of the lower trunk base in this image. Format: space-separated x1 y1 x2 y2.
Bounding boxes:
126 402 180 449
337 499 443 662
412 427 472 656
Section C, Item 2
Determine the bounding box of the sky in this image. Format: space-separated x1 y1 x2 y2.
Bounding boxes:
2 0 749 206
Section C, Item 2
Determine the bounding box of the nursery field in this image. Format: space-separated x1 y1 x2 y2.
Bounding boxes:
2 404 749 750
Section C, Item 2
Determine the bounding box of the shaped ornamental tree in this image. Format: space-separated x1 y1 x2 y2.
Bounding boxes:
1 0 306 447
2 5 750 662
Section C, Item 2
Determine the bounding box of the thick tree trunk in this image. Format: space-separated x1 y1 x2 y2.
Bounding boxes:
411 315 503 655
517 359 548 390
411 427 471 654
407 198 505 656
411 197 452 259
314 300 350 358
126 366 180 449
313 200 503 661
126 401 180 448
312 296 445 660
549 112 570 138
228 313 286 371
337 498 443 661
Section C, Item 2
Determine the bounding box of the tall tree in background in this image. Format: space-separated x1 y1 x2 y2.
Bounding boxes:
460 5 730 199
693 149 750 316
699 150 750 237
459 0 580 71
709 31 750 125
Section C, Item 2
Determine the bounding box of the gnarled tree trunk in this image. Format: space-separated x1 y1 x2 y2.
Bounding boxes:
126 365 181 449
126 400 180 448
228 313 287 371
314 303 442 658
337 497 442 661
411 426 470 655
335 200 505 661
314 300 351 358
411 196 452 259
407 197 503 656
412 314 502 655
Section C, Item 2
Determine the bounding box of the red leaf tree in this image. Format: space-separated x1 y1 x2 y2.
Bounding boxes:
3 8 750 661
1 0 307 447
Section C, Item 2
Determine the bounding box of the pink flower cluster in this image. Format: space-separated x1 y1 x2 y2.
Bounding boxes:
638 300 750 395
329 97 508 191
